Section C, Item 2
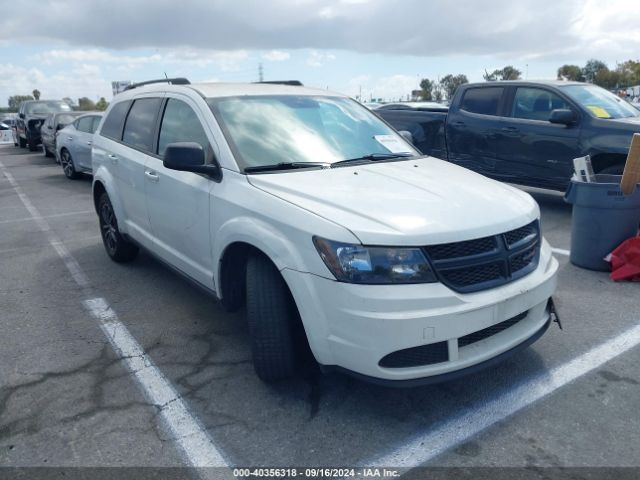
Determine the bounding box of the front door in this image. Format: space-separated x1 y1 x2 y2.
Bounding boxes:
144 97 214 289
494 86 582 188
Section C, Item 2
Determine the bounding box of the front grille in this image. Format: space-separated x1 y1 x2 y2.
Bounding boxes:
426 236 497 261
423 221 540 293
504 222 538 247
379 341 449 368
458 311 528 348
440 262 503 287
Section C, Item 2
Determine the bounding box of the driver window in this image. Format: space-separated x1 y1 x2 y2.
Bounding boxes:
158 99 211 157
512 88 571 121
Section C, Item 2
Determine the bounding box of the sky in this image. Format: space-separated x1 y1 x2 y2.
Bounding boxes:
0 0 639 106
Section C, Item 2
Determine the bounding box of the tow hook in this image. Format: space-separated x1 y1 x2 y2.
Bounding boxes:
547 297 562 330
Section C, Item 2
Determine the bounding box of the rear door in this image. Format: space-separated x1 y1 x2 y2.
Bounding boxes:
72 116 96 170
494 86 582 187
446 86 506 174
144 96 215 289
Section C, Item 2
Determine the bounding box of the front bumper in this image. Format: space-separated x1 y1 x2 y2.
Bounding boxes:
282 239 558 382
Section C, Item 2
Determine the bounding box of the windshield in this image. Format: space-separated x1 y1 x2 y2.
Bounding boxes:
560 85 639 119
25 101 72 115
207 95 418 172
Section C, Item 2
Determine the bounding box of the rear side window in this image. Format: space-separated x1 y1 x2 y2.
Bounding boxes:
100 101 131 140
122 98 162 152
157 99 210 156
460 87 504 116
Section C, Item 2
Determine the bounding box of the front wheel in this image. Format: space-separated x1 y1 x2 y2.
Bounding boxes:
60 149 80 179
98 192 139 263
246 254 304 381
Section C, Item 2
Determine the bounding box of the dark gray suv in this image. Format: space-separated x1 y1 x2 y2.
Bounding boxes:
17 100 72 151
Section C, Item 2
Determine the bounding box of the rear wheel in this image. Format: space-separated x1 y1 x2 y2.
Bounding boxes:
42 143 53 158
60 149 80 179
98 192 139 263
246 254 304 381
27 135 38 151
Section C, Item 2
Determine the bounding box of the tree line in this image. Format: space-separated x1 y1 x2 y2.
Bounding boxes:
420 66 522 101
557 59 640 90
3 90 109 113
419 59 640 102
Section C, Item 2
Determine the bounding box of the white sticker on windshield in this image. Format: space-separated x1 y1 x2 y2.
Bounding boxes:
373 135 413 154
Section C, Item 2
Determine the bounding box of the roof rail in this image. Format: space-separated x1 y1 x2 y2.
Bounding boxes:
255 80 304 86
124 77 191 91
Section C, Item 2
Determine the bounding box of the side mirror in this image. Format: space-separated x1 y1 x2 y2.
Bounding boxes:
549 109 576 125
56 123 65 131
19 113 25 119
398 130 414 144
163 142 220 178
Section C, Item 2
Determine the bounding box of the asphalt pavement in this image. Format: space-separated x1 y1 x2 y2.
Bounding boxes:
1 144 639 478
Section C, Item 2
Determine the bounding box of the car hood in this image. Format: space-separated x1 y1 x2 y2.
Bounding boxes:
608 115 640 126
247 157 539 245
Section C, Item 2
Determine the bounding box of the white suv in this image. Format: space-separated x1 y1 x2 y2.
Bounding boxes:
92 78 558 385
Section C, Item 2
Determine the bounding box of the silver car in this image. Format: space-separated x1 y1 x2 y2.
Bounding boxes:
56 113 103 179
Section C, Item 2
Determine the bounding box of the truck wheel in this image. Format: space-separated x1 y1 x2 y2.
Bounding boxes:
60 149 81 179
19 137 26 148
246 254 301 381
27 135 38 151
98 192 139 263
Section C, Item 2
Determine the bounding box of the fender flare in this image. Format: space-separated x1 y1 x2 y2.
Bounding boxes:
92 167 127 234
213 216 310 292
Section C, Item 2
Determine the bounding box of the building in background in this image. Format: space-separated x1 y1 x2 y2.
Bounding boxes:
111 81 132 96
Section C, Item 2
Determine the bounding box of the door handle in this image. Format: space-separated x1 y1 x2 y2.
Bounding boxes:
500 126 520 136
108 153 118 165
87 141 92 145
145 170 159 182
67 136 73 140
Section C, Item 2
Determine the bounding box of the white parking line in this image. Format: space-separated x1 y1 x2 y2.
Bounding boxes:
0 209 94 225
0 161 230 471
84 298 228 468
364 322 640 471
551 247 570 256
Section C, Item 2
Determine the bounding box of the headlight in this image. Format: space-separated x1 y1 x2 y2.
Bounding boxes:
313 236 437 284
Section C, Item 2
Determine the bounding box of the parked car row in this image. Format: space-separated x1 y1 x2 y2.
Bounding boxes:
11 98 103 179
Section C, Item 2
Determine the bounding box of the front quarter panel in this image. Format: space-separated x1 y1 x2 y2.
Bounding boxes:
211 170 358 292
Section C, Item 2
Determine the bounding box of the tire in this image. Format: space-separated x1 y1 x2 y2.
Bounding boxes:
42 143 53 158
19 137 26 148
60 149 80 179
98 192 139 263
246 254 302 381
27 135 38 151
599 165 624 175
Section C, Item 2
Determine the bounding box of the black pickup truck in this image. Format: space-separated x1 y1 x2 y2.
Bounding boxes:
378 80 640 190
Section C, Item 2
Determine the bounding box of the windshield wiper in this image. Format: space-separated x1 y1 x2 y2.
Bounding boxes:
331 152 414 168
244 162 330 173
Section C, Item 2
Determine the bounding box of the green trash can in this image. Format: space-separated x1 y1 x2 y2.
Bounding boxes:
564 175 640 271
